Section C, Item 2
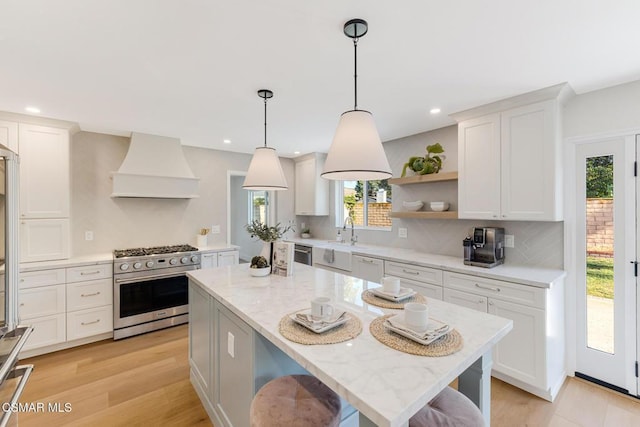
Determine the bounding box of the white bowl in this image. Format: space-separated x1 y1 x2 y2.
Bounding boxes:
430 201 449 212
249 266 271 277
402 201 424 211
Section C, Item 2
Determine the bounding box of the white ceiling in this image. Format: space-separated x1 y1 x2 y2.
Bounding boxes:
1 1 640 157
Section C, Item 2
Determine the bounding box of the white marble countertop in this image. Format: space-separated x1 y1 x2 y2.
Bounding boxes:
287 237 565 288
196 244 240 252
188 263 512 427
19 253 113 272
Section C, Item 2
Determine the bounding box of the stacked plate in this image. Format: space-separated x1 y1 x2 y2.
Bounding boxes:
290 310 348 334
384 314 450 345
370 287 417 302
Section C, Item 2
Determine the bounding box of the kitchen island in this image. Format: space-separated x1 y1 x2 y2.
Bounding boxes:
188 263 512 427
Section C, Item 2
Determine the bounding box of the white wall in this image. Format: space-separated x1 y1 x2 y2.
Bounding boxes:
70 131 295 255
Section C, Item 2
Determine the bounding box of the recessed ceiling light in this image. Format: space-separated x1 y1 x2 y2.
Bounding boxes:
223 139 231 144
429 108 441 114
25 106 40 114
294 151 300 155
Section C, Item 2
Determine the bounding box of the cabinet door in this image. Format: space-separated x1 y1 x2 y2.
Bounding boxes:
21 313 66 351
217 304 253 427
19 124 70 218
0 120 18 152
457 114 501 219
488 298 546 389
20 218 70 262
19 284 66 320
67 279 113 311
66 305 113 340
189 282 213 401
352 255 384 282
402 278 443 301
443 288 487 312
501 100 560 220
201 253 218 269
295 155 329 215
218 251 239 267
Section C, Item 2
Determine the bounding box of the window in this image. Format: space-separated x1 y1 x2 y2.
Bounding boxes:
337 180 392 229
248 190 270 224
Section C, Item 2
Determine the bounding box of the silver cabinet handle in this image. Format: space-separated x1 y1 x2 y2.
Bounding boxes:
475 283 501 292
80 270 101 276
81 319 100 326
361 259 375 264
479 299 485 303
81 291 101 297
402 269 419 275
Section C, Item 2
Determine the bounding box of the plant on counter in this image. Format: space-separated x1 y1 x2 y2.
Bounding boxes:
401 143 446 177
245 220 294 242
250 255 270 269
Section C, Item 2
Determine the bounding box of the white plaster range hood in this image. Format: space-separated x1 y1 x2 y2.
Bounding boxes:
111 132 199 198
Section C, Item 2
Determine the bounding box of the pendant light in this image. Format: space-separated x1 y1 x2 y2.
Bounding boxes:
243 89 288 191
322 18 392 181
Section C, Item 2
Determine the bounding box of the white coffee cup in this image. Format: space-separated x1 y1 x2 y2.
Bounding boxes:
381 276 401 295
404 302 429 331
311 297 334 320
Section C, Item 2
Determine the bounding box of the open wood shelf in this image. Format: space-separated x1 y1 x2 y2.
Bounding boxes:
387 171 458 185
389 211 458 219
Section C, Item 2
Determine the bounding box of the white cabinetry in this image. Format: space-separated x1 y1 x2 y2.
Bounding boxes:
0 120 18 152
384 261 444 300
443 271 564 400
65 264 113 340
454 84 571 221
19 123 71 261
189 281 214 405
294 153 329 216
351 255 384 282
200 250 240 269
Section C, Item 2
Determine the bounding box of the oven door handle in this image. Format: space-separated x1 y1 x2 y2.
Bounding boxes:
115 271 188 284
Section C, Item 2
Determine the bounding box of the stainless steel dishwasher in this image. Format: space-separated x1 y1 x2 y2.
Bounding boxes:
294 244 312 265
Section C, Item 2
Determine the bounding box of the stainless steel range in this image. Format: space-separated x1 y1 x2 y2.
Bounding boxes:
113 244 200 340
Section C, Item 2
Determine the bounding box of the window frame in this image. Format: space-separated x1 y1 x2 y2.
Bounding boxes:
334 180 392 231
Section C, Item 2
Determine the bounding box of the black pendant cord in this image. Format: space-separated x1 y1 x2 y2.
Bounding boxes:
353 38 359 111
263 97 268 148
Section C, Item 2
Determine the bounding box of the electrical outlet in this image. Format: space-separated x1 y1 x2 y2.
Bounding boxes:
398 228 408 238
84 231 94 241
227 332 235 358
211 225 221 234
504 234 515 248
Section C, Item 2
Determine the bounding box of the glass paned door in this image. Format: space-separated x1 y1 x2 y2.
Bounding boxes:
575 137 635 393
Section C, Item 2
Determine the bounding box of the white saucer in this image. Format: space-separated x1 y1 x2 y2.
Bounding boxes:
384 314 450 345
290 309 348 334
370 287 416 302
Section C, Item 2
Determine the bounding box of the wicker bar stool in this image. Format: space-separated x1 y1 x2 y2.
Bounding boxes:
250 374 342 427
409 386 485 427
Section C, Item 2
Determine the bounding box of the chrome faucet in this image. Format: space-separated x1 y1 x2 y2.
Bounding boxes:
343 217 358 245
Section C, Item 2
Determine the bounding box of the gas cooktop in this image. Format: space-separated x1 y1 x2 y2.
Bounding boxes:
113 244 199 259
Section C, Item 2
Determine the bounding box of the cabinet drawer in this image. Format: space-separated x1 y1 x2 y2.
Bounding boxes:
19 284 65 320
443 272 545 309
66 264 112 283
444 288 488 312
385 261 443 286
67 279 113 311
67 305 113 340
19 268 66 289
21 314 66 351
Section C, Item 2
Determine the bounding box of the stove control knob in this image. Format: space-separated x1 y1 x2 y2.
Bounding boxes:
180 256 189 264
146 261 154 268
133 262 142 269
119 263 130 271
191 255 199 263
170 258 178 265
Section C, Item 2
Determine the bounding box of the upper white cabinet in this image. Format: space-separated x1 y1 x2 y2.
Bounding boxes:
19 124 70 218
453 83 572 221
0 120 18 152
294 153 329 216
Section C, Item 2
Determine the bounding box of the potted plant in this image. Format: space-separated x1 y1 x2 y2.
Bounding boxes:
301 227 311 238
245 220 294 264
401 143 446 177
249 255 271 277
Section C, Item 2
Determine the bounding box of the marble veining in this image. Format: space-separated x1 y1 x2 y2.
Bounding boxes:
188 263 512 427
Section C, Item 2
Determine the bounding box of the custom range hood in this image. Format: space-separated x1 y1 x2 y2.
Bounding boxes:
111 132 199 198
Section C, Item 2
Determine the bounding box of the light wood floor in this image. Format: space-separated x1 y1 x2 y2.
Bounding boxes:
17 324 640 426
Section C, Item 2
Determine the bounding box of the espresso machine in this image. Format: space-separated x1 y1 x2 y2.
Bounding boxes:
463 227 505 268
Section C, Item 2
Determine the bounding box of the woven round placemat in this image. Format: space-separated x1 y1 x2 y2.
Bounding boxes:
279 312 363 345
369 314 463 357
361 290 427 309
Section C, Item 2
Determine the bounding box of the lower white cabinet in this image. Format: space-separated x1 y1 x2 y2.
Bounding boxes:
443 271 564 401
351 255 384 282
20 218 70 262
67 278 112 311
384 261 444 301
189 282 214 403
22 314 66 351
66 305 113 340
19 284 65 320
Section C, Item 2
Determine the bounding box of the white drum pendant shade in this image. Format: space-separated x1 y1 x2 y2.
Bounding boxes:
322 110 392 181
243 146 288 191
